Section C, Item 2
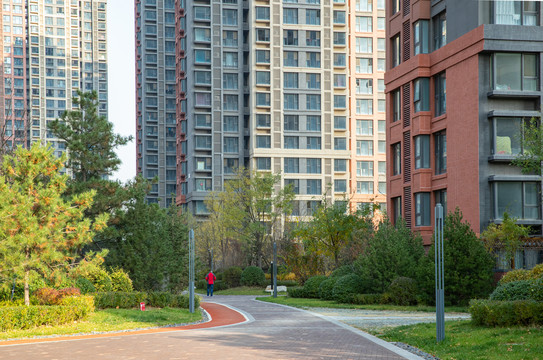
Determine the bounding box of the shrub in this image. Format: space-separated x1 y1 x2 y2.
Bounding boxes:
333 274 365 303
531 264 543 278
148 291 174 308
287 287 306 298
110 268 134 292
330 265 354 279
277 280 298 287
76 277 96 294
60 295 95 318
490 280 534 301
223 266 243 288
350 294 384 305
303 276 327 299
241 266 266 287
386 277 418 306
93 291 147 309
531 277 543 302
213 280 228 291
469 299 543 326
498 269 531 285
319 277 338 300
34 288 60 305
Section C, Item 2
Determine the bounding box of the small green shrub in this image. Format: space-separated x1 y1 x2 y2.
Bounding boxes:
498 269 531 285
241 266 266 287
531 264 543 278
303 276 327 299
110 268 133 292
223 266 243 288
287 286 306 298
350 293 384 305
196 279 207 290
93 291 147 309
386 277 418 306
89 269 113 292
332 274 365 303
469 299 543 326
319 277 338 300
277 280 298 287
330 265 353 279
60 295 95 318
148 291 174 308
213 280 228 291
490 280 534 301
76 277 96 294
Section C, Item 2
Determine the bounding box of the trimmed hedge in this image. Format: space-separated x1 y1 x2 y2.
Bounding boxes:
93 291 199 310
319 277 337 300
287 286 306 298
349 293 384 305
303 276 327 299
332 274 365 303
0 295 94 331
386 277 418 306
490 279 543 302
241 266 266 287
469 299 543 326
223 266 243 288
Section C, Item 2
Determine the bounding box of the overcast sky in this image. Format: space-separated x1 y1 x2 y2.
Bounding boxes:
107 0 136 183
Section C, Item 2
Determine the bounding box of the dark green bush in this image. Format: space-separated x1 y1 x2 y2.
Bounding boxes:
76 277 96 294
490 279 543 302
350 293 384 305
330 265 354 279
213 280 228 291
498 269 531 285
532 278 543 302
303 276 327 298
223 266 243 288
332 274 365 303
110 268 134 292
469 299 543 326
147 291 174 308
277 280 298 287
386 277 418 306
241 266 266 287
319 277 338 300
196 279 207 289
93 291 147 309
287 286 306 298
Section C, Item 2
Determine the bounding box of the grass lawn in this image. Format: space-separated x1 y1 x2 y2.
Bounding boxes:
0 307 202 341
257 296 469 313
372 321 543 360
196 286 272 296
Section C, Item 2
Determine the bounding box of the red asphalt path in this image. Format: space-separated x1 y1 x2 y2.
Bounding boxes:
0 302 246 346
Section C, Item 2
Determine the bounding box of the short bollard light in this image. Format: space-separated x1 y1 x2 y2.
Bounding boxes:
140 302 146 311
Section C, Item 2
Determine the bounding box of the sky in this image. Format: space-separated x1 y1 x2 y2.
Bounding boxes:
107 0 136 183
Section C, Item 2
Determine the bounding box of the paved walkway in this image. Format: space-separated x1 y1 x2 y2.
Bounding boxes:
0 295 423 360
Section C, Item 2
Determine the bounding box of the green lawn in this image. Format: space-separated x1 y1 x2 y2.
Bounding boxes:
257 296 469 313
372 321 543 360
0 307 202 341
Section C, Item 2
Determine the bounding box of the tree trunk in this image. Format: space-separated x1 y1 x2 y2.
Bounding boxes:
24 269 30 306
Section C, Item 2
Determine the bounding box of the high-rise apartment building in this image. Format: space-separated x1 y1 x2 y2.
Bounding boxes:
135 0 178 206
1 0 108 160
385 0 543 265
167 0 387 214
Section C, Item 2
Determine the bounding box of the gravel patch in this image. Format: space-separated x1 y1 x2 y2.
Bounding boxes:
391 342 439 360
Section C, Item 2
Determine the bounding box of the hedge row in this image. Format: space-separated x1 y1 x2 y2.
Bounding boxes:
93 291 199 310
470 299 543 326
0 296 94 332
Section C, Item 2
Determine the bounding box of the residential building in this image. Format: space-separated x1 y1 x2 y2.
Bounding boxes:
1 0 108 161
385 0 542 268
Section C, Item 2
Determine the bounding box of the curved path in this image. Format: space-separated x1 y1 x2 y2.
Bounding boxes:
0 296 423 360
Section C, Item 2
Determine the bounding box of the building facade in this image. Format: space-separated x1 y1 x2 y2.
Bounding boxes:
385 0 543 263
1 0 108 160
168 0 387 215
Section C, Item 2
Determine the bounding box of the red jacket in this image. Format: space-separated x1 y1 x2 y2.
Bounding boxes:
205 272 216 284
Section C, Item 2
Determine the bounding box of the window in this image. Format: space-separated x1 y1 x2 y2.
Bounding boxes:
494 182 540 220
334 74 346 88
435 131 447 175
195 178 212 191
303 116 319 131
378 161 386 175
307 179 322 195
334 95 346 109
224 137 239 153
356 79 373 94
414 20 429 55
195 28 211 42
195 49 211 64
256 28 270 42
223 73 238 89
256 157 271 170
284 8 298 24
433 12 446 50
492 117 530 156
256 135 271 148
223 52 238 67
377 17 386 30
334 180 347 193
494 1 539 26
284 51 298 67
414 78 430 112
195 114 212 128
195 92 212 107
306 31 320 47
223 116 239 132
378 100 386 113
307 73 321 89
377 38 386 51
378 141 386 154
335 116 347 130
379 182 387 195
392 142 401 175
357 161 373 176
334 138 347 150
414 135 430 169
285 158 300 173
256 50 270 63
392 0 400 14
435 72 446 116
196 157 212 170
356 0 372 12
256 6 270 20
415 192 431 226
392 89 401 122
284 136 299 149
306 158 321 174
256 92 271 106
257 114 271 127
307 137 321 150
357 181 373 194
356 58 372 73
306 9 320 25
378 58 386 71
306 94 321 110
284 30 298 46
284 115 299 131
333 11 346 24
435 189 447 216
356 120 373 135
223 9 238 25
194 6 211 20
356 140 373 156
392 196 402 224
284 94 299 110
333 32 346 46
306 200 320 215
391 34 400 67
285 180 300 195
356 99 373 115
284 72 299 88
492 53 538 91
334 159 347 172
224 158 239 174
223 30 238 46
195 135 212 149
223 94 238 110
356 37 372 53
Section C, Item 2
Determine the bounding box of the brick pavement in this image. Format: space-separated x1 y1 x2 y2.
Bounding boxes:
0 295 423 360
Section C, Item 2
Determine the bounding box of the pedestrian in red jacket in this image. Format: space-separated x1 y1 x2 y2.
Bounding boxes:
205 271 217 296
